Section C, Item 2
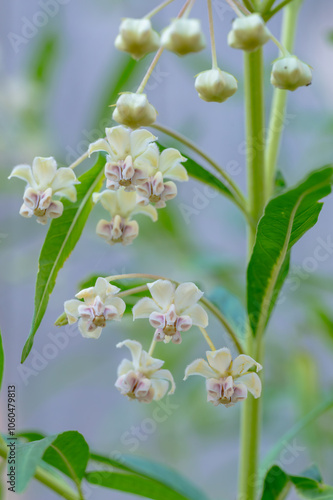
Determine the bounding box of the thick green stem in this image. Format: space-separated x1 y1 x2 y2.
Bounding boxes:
265 0 303 197
0 443 80 500
238 47 266 500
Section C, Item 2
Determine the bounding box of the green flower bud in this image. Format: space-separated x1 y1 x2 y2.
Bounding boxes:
161 19 206 56
228 14 270 52
115 18 160 61
195 69 238 103
112 93 157 129
271 56 312 91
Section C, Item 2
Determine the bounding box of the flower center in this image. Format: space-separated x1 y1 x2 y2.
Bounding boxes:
149 194 161 203
119 179 132 187
34 207 47 217
92 315 106 327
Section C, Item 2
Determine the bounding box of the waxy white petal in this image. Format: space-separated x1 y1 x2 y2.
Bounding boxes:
132 297 161 319
64 299 81 324
88 138 113 157
147 279 176 311
231 354 262 377
184 358 217 380
152 369 176 395
117 339 143 369
32 157 57 187
105 126 131 158
9 164 35 187
184 304 208 328
236 373 262 398
159 148 188 181
174 282 203 313
206 348 232 375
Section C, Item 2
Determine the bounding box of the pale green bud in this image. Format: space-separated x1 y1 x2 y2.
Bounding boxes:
228 14 270 52
271 56 312 91
195 69 238 103
161 19 206 56
112 93 157 129
115 18 160 61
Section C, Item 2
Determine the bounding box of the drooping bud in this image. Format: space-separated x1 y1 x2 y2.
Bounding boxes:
112 93 157 129
271 55 312 91
115 18 160 60
195 69 238 103
228 14 270 52
161 19 206 56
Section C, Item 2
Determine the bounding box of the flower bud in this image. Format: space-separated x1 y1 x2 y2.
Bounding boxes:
115 18 160 60
161 19 206 56
228 14 270 52
271 56 312 91
112 93 157 129
195 69 238 103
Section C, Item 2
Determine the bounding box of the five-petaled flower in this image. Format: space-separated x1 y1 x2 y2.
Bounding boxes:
93 189 157 246
184 348 262 407
8 157 79 224
132 279 208 344
64 277 126 339
88 126 159 191
115 340 175 402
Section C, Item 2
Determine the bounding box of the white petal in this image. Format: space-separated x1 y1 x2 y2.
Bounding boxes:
76 286 96 302
139 351 164 373
117 339 143 369
152 369 176 395
184 358 217 380
130 128 157 158
105 126 131 158
231 355 262 377
147 280 175 311
55 186 77 202
93 190 118 215
151 379 169 400
79 319 103 339
94 277 120 298
88 138 113 157
51 167 79 193
132 297 161 319
134 143 159 174
159 148 188 181
117 358 134 376
174 282 203 314
8 164 35 187
32 157 57 187
236 373 262 398
182 304 208 327
132 201 158 222
106 296 126 318
64 299 81 324
206 348 232 375
116 189 138 217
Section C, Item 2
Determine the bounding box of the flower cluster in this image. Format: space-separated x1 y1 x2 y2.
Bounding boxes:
62 277 262 406
9 157 79 224
89 126 188 245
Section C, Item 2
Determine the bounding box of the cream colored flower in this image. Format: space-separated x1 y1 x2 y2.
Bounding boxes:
161 19 206 56
227 14 270 52
133 279 208 344
115 18 160 60
184 348 262 407
88 126 158 191
112 93 157 129
8 157 79 224
115 340 175 402
136 148 188 208
64 277 126 339
93 189 157 246
271 56 312 91
195 69 238 103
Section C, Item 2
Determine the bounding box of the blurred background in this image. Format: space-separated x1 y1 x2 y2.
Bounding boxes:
1 0 333 498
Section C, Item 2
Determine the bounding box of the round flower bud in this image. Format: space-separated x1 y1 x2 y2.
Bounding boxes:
195 69 238 103
112 93 157 129
115 18 160 61
228 14 270 52
161 19 206 56
271 56 312 91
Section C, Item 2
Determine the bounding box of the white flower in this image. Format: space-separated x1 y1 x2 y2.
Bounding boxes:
93 189 157 246
115 340 175 402
161 19 206 56
112 93 157 129
64 277 126 339
184 348 262 407
195 69 238 103
132 279 208 344
115 18 160 60
227 14 271 52
136 148 188 208
88 126 159 191
8 157 79 224
271 56 312 91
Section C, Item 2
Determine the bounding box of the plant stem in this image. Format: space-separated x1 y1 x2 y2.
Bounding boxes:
238 47 266 500
198 327 216 351
260 0 276 14
265 0 295 20
207 0 218 68
0 443 80 500
144 0 175 19
265 0 303 196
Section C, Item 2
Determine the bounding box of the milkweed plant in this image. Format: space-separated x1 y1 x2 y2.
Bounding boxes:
1 0 333 499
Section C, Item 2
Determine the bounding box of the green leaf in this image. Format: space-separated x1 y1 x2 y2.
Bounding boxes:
208 287 246 344
261 465 333 500
21 155 105 363
16 435 56 493
90 453 210 500
158 143 237 202
0 330 4 393
86 471 189 500
42 431 89 483
247 166 333 337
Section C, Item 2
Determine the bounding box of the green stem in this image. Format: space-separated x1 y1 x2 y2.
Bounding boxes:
260 0 276 14
238 47 266 500
265 0 303 197
264 0 295 20
0 444 80 500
